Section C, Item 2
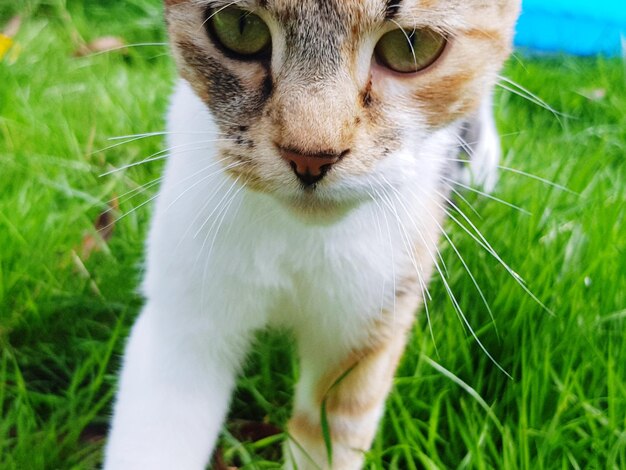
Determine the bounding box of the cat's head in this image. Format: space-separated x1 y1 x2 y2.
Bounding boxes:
164 0 520 221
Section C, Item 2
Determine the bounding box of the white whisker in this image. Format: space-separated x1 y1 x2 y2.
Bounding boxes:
417 190 500 338
443 181 482 219
370 181 438 351
100 139 236 176
365 191 391 333
198 177 244 314
115 175 164 206
165 161 245 214
80 42 168 58
497 74 570 120
497 165 578 195
369 184 398 322
439 194 555 317
442 176 532 215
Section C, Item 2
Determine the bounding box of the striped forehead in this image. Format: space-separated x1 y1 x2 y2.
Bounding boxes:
264 0 395 77
194 0 399 21
266 0 391 19
177 0 476 26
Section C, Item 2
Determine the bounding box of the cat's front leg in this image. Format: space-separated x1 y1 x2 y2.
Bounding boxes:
285 309 416 470
104 303 254 470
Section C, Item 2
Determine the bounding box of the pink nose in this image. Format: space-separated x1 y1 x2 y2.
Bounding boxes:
279 147 347 186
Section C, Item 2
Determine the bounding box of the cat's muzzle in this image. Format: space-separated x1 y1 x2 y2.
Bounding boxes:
278 146 349 187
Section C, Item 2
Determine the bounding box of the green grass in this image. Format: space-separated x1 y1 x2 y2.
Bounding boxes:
1 2 625 469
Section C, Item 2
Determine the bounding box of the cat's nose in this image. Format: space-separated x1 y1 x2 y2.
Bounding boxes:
279 147 348 186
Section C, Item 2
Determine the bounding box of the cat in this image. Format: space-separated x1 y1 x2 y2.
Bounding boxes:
104 1 520 469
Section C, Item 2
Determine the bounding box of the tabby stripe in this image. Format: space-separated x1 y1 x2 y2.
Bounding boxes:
385 0 403 20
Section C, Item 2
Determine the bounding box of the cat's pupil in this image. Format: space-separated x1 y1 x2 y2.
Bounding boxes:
407 30 417 52
238 13 246 35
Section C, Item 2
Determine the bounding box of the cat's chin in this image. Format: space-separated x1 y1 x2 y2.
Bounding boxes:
277 194 361 226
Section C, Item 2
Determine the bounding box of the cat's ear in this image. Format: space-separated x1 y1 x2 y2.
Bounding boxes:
457 94 501 193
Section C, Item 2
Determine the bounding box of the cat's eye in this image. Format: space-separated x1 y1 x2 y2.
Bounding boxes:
207 7 271 59
375 28 446 73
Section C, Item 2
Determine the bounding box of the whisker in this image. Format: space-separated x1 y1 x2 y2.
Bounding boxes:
453 131 576 196
439 195 555 316
376 185 433 301
442 176 532 215
197 176 242 264
94 134 165 155
199 0 246 32
368 184 398 323
220 182 247 242
114 175 164 206
497 74 570 120
80 42 168 58
165 161 245 214
107 190 160 229
170 173 238 258
365 191 392 336
205 182 246 260
413 212 511 376
107 131 171 141
199 177 244 314
105 159 239 231
377 180 509 373
443 181 482 219
370 182 438 352
100 140 235 176
390 19 418 70
415 190 500 338
192 172 245 239
432 253 511 378
379 176 449 278
109 154 231 208
497 165 578 195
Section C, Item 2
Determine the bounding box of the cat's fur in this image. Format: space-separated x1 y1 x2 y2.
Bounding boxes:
104 1 520 468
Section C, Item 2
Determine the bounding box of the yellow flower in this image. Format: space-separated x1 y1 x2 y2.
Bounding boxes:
0 33 14 60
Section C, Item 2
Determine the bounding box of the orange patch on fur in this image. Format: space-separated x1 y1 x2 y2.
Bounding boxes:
288 412 322 442
413 70 479 127
314 316 413 416
463 28 504 43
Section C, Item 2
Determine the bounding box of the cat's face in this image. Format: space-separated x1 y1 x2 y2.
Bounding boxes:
164 0 520 220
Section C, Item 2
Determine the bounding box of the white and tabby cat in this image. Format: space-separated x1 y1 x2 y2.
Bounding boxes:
104 1 520 468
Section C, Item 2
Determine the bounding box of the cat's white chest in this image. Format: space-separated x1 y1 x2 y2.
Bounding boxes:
141 81 418 351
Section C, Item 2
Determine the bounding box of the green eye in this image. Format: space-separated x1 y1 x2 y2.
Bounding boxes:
375 28 446 73
208 7 271 58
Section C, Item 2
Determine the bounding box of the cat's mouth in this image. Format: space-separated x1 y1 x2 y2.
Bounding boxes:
272 163 369 223
222 145 373 223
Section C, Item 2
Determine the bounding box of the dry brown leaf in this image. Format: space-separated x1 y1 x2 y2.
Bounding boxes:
70 250 102 297
74 36 127 57
211 420 280 469
80 198 119 260
230 419 282 442
78 423 108 444
212 447 238 470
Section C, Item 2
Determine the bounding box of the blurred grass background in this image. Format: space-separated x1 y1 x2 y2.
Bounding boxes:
0 1 625 468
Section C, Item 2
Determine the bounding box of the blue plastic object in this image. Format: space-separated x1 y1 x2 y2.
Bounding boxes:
515 0 626 56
